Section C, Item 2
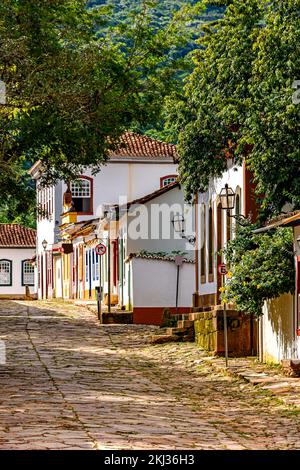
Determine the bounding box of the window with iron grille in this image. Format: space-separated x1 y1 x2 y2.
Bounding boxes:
0 259 12 286
22 260 34 286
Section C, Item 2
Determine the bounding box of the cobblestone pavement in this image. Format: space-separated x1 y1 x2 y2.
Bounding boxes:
0 300 299 450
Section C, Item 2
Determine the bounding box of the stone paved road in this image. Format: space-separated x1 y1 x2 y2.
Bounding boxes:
0 300 299 450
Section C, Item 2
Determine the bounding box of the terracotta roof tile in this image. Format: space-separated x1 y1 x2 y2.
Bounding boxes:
0 224 36 248
29 132 178 176
109 132 178 162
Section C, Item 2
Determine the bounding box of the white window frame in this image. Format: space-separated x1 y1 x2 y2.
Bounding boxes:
22 260 35 286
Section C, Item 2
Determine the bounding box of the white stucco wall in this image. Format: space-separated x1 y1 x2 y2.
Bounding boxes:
126 186 195 258
261 293 297 363
130 258 195 308
0 248 36 296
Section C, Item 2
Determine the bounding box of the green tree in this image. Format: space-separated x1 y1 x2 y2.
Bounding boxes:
0 0 203 217
171 0 300 216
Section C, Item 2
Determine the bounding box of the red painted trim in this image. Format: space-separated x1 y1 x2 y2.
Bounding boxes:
72 175 94 215
243 162 258 222
160 174 178 188
133 307 191 326
195 193 199 294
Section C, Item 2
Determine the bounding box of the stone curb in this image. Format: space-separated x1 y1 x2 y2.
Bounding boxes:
200 356 300 409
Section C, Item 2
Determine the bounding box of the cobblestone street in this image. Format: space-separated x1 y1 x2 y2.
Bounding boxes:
0 300 299 450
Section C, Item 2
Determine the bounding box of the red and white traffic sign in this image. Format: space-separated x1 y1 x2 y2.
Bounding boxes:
218 263 228 276
95 243 107 256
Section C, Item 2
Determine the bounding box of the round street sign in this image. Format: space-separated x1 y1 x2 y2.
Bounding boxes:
218 263 228 276
95 243 107 256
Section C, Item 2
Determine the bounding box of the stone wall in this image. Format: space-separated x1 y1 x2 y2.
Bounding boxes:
194 309 257 357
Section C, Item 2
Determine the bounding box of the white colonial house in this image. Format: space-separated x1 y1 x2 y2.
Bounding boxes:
0 224 36 299
194 159 257 309
29 132 179 301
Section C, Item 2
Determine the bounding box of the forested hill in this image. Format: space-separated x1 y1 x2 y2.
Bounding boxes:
88 1 224 43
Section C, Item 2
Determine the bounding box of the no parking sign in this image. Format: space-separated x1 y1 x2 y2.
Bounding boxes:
95 243 106 256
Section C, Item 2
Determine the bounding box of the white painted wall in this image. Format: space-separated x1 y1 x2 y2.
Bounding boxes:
125 186 195 258
129 257 194 308
261 294 296 363
0 248 36 296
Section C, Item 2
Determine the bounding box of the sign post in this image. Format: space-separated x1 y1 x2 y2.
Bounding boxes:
95 243 107 321
218 263 229 368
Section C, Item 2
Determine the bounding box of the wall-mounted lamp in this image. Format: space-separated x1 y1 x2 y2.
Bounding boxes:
219 184 248 226
172 214 196 245
42 239 48 251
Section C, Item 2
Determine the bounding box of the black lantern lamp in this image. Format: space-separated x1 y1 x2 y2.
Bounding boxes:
219 184 247 225
172 214 196 245
219 184 236 211
42 239 48 251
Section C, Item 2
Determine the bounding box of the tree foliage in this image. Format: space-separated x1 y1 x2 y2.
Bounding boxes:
0 0 203 200
220 226 295 317
0 0 217 226
171 0 300 216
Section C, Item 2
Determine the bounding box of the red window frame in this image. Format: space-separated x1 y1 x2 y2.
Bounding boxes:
160 175 178 188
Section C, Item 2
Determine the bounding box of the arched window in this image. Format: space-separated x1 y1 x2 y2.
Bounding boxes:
201 204 206 283
208 205 214 281
0 259 12 286
160 175 177 188
70 177 93 214
22 260 35 286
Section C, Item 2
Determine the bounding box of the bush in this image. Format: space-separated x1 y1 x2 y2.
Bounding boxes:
221 225 295 317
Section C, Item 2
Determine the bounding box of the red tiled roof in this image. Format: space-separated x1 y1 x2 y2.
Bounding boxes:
0 224 36 248
29 132 178 176
108 132 178 161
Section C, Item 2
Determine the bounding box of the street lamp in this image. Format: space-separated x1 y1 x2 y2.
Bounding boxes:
219 184 236 211
172 214 196 245
219 184 248 226
42 239 48 251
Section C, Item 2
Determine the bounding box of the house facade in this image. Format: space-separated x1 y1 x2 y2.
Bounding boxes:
55 182 195 325
194 160 257 309
0 224 36 299
29 132 179 302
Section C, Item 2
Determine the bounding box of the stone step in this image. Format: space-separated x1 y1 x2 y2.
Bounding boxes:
177 320 194 329
150 335 181 345
165 327 187 336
